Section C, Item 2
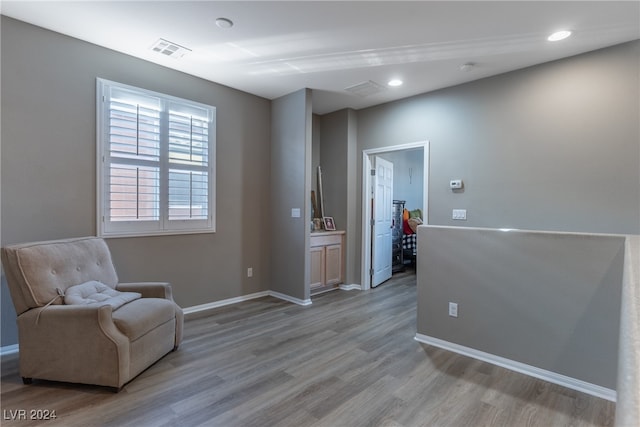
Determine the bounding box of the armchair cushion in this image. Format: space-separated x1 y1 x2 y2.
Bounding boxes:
112 298 176 341
64 281 141 310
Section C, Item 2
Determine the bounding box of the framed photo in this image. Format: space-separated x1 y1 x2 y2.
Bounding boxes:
323 216 336 231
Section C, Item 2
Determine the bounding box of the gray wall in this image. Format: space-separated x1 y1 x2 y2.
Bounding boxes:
379 148 424 211
311 114 321 215
418 226 625 389
270 89 312 301
354 41 640 284
1 17 272 345
318 109 359 285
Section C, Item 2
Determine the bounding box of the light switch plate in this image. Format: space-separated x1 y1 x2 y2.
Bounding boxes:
449 302 458 317
291 208 301 218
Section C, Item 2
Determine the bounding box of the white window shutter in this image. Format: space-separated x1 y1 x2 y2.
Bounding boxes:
97 79 215 237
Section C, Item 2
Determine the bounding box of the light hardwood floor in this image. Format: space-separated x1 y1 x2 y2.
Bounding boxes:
1 271 616 427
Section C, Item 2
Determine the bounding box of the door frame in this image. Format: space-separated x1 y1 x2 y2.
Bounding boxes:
361 141 430 290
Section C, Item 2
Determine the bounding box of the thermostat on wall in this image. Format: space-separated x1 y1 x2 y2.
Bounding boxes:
450 179 463 190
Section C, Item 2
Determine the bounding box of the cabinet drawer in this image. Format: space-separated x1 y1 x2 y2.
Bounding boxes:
310 234 342 247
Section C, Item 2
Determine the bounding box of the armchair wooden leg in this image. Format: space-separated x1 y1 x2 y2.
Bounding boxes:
22 377 32 385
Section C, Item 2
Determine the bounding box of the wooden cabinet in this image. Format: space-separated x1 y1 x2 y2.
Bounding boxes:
310 231 345 294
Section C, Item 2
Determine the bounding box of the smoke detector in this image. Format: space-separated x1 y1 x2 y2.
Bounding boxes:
150 38 191 59
459 62 475 72
215 17 234 29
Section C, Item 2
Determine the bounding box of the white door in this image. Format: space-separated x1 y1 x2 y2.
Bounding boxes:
371 156 393 287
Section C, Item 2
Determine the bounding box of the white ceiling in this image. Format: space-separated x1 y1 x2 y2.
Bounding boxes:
2 1 639 114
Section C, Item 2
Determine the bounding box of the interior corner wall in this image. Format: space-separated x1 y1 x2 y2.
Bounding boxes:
270 89 313 301
312 114 321 203
355 41 640 255
345 109 358 285
319 111 349 231
319 108 359 285
1 16 272 346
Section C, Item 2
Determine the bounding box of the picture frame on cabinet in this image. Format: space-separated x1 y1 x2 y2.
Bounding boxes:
323 216 336 231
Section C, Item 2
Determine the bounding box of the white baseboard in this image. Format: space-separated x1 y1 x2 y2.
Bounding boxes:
339 284 362 291
183 291 270 315
183 290 312 316
0 344 19 357
414 333 616 402
268 291 312 306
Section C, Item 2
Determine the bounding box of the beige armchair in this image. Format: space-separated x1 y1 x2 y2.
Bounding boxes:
1 237 183 391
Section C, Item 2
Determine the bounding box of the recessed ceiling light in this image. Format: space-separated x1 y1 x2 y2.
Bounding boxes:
215 17 234 29
548 30 572 42
388 79 403 87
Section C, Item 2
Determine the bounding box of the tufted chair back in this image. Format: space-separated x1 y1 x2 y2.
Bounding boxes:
1 237 119 315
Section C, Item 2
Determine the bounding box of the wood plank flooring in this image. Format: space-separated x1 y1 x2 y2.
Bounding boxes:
1 271 616 426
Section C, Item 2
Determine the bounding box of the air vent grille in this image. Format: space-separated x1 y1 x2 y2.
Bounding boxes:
150 38 191 59
344 80 386 97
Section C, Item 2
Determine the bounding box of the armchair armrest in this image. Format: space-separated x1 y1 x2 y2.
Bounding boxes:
117 282 174 300
116 282 183 347
17 305 130 387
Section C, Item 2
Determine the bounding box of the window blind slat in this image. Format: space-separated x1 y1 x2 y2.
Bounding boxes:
168 110 209 167
109 164 159 221
109 98 161 161
168 169 208 220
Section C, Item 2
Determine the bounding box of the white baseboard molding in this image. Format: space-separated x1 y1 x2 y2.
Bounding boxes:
183 290 312 315
414 333 616 402
268 291 312 306
0 344 19 357
183 291 270 315
339 284 362 291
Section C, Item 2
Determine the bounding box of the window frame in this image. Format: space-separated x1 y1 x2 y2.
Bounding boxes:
96 78 216 238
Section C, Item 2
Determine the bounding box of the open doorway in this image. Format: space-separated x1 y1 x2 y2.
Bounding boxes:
361 141 429 290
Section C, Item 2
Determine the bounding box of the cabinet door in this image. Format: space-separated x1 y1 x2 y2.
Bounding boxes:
324 243 343 286
310 246 325 289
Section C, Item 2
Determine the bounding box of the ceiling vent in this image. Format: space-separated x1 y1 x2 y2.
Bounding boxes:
344 80 387 97
150 38 191 59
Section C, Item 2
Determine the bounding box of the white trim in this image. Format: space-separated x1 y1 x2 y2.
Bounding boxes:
361 141 429 290
414 333 617 402
182 289 313 315
269 291 312 306
339 284 362 291
0 344 19 357
361 152 373 291
183 291 270 315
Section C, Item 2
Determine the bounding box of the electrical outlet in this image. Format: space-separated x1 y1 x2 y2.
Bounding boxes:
449 302 458 318
452 209 467 220
247 267 253 278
